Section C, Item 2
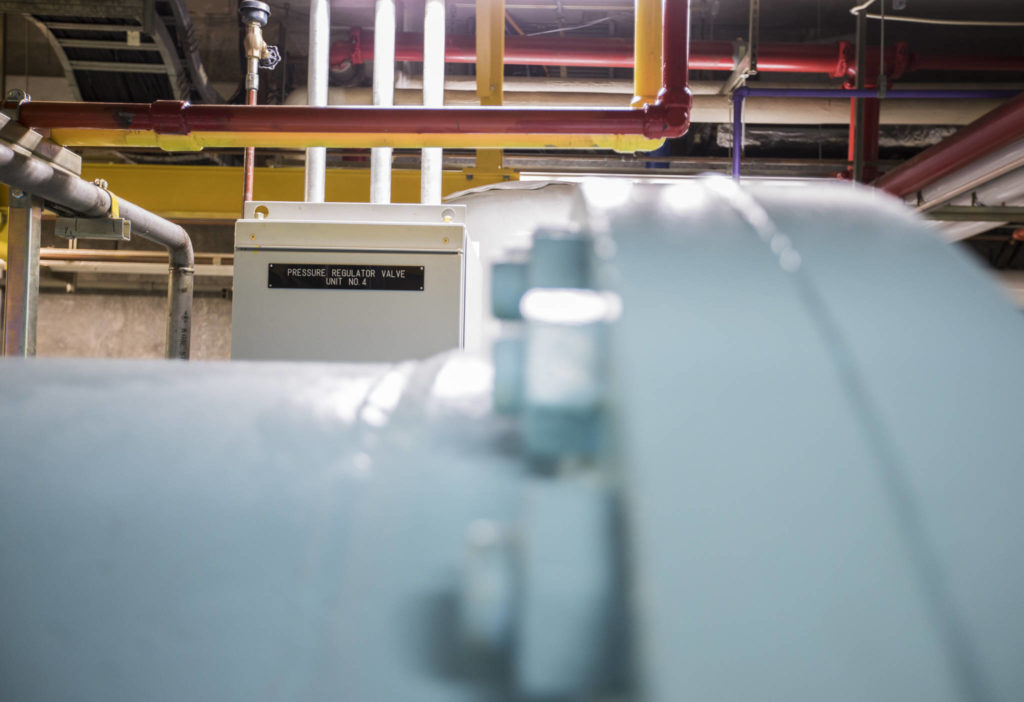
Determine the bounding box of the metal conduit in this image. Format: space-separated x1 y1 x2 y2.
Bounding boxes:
0 143 194 359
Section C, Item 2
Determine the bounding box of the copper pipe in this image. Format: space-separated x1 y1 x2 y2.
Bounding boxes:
242 87 257 208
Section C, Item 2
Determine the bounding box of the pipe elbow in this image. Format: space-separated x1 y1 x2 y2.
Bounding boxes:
645 88 692 140
170 233 195 270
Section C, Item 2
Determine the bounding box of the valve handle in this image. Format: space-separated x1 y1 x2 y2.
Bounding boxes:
260 45 281 71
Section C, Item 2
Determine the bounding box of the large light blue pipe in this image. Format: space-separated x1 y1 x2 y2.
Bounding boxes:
3 179 1024 702
0 355 524 701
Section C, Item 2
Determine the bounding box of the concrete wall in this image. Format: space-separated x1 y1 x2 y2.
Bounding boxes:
36 292 232 360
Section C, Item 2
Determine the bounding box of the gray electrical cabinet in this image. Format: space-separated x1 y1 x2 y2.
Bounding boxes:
232 201 479 362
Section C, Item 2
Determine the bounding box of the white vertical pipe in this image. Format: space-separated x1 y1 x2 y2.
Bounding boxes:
305 0 330 203
371 0 396 204
420 0 445 204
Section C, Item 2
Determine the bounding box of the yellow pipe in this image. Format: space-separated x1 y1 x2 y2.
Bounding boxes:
475 0 507 174
631 0 663 109
51 129 664 153
476 0 504 106
77 164 515 221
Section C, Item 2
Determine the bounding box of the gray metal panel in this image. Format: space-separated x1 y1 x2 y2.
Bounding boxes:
232 248 464 362
242 200 466 224
235 220 465 252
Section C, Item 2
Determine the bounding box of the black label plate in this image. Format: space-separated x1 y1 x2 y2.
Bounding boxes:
268 263 425 291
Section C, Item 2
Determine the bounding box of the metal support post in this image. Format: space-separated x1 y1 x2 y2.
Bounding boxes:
732 93 744 179
719 0 759 95
851 9 867 182
2 190 41 356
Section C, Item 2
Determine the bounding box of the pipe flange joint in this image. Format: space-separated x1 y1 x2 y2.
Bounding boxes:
150 100 190 135
492 254 530 320
239 0 271 27
517 227 613 458
527 227 593 290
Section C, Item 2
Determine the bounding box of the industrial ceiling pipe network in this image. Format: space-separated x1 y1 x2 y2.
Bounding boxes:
330 31 1024 78
16 0 693 145
729 87 1021 179
876 92 1024 198
0 142 194 360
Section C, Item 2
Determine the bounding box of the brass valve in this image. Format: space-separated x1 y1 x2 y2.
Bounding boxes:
239 0 279 92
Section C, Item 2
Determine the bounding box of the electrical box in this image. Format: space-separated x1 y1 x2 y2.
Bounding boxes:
232 201 479 362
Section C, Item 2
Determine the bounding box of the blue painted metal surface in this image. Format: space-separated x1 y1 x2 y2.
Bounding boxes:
601 178 1024 702
0 356 522 701
1 178 1023 701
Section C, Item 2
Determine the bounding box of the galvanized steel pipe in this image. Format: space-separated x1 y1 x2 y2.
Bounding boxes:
420 0 444 204
305 0 330 203
0 142 194 359
370 0 396 204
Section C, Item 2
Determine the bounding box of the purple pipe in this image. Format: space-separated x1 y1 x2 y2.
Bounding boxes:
731 88 1021 179
733 87 1018 100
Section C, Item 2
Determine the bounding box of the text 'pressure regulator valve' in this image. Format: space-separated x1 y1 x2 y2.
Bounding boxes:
239 1 280 93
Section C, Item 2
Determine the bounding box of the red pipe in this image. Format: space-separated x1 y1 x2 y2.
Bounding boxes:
21 101 647 133
241 88 256 208
847 95 881 182
657 0 690 115
332 31 1023 78
334 31 850 76
875 92 1024 197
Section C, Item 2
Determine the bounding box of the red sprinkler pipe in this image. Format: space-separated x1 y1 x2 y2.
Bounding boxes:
875 92 1024 198
332 31 1024 78
18 1 692 143
658 0 690 117
334 31 851 77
